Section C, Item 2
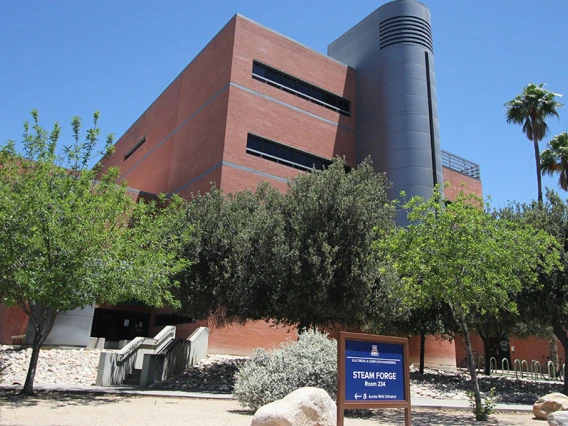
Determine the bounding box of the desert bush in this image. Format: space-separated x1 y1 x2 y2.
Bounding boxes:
232 329 337 410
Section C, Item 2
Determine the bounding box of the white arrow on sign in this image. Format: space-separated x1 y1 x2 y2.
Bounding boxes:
354 393 361 400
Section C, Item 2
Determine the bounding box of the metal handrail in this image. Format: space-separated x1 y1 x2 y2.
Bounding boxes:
441 150 481 180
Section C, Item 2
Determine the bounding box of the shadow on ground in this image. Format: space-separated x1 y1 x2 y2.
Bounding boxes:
0 390 131 408
357 408 534 425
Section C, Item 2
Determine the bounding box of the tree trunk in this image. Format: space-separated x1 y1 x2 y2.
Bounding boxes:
534 138 543 205
22 333 42 395
21 307 57 396
553 325 568 395
450 305 483 417
550 336 559 368
482 336 491 376
419 332 426 375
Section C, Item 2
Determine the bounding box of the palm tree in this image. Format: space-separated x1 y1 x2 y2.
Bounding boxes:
542 132 568 191
505 83 563 203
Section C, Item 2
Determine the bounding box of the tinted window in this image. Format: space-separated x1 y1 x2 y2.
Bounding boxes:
278 146 294 162
310 88 324 101
264 142 278 157
265 69 281 84
282 75 296 91
296 81 310 97
247 136 261 151
246 134 332 173
324 93 338 108
338 99 350 113
294 152 308 167
251 61 350 116
252 63 265 77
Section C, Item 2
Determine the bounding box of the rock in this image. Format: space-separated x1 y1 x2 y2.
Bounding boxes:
548 411 568 426
533 393 568 420
251 387 336 426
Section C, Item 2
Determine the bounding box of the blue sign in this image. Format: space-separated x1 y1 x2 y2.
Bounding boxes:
344 339 405 402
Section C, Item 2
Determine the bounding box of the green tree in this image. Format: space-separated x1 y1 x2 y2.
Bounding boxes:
176 157 400 332
272 157 398 330
380 189 559 420
0 111 189 394
501 191 568 394
176 182 284 324
505 83 563 204
541 132 568 191
369 302 455 375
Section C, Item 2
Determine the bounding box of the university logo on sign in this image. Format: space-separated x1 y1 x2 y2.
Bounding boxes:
371 345 379 357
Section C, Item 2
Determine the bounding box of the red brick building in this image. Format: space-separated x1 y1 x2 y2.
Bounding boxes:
4 3 519 370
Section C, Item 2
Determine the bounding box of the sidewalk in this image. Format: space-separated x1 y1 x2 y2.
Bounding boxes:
0 383 533 412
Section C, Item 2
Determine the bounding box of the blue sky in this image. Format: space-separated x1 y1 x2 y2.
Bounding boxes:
1 0 567 207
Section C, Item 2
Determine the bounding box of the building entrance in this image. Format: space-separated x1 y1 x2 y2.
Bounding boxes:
90 308 150 342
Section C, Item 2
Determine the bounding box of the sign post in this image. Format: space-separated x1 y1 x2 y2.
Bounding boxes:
337 332 411 426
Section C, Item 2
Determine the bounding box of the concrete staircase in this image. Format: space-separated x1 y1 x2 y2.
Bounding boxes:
122 369 142 386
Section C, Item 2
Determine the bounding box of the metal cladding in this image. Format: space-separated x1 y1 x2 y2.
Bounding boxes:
328 0 443 223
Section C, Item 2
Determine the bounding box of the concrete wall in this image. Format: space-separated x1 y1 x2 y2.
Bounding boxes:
95 339 140 387
140 327 209 388
25 305 95 347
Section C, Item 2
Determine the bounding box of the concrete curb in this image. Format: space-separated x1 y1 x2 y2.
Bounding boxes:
0 383 533 411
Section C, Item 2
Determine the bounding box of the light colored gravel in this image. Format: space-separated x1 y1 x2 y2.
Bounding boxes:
0 393 540 426
0 346 103 386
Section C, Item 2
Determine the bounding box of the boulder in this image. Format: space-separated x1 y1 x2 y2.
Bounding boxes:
251 387 336 426
533 393 568 420
548 411 568 426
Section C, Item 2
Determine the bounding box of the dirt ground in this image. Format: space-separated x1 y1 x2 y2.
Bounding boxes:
0 392 539 426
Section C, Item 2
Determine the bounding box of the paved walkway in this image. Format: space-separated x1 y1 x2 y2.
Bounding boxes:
0 383 532 412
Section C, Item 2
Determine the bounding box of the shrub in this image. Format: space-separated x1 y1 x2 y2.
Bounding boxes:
232 329 337 410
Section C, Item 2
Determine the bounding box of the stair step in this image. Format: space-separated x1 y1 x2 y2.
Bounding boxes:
122 369 142 386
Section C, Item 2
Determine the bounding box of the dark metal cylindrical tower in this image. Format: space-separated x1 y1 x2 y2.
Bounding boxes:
328 0 442 223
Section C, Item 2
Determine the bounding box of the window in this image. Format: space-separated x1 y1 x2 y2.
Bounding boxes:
124 136 146 161
251 61 351 116
246 134 332 172
154 314 193 326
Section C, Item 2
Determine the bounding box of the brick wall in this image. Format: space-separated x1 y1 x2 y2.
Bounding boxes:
0 305 28 344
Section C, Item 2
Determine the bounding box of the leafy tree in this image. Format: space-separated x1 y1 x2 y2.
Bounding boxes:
505 83 563 204
369 302 456 375
469 305 546 376
272 157 398 330
501 191 568 394
0 111 189 394
541 132 568 191
176 157 400 332
380 189 559 420
175 183 284 324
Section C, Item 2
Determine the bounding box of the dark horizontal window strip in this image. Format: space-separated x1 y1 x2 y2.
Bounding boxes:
252 61 351 116
124 136 146 161
246 134 332 172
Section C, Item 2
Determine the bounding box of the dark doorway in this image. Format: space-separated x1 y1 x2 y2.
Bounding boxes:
90 309 151 341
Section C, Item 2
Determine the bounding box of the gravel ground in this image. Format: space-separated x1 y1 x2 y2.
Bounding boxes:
0 392 540 426
154 354 563 404
0 346 102 386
